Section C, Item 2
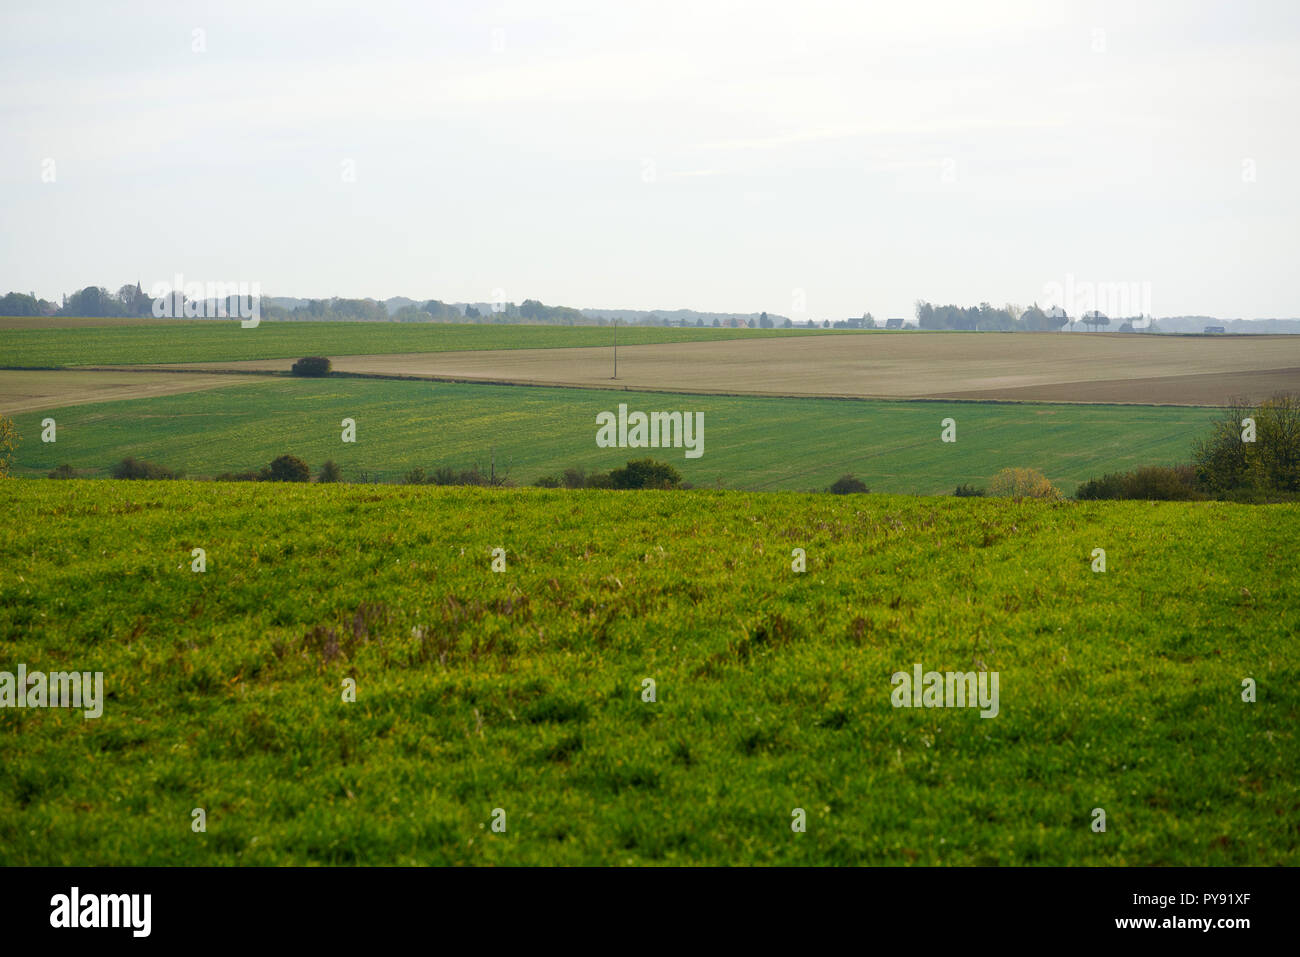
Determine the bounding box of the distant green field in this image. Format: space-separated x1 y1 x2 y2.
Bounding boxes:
1 481 1295 865
9 378 1220 493
0 319 840 368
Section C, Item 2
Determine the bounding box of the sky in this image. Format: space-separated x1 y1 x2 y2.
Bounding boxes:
1 0 1298 320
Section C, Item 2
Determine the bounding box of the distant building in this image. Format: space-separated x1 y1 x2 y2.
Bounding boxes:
885 317 905 330
1204 325 1225 334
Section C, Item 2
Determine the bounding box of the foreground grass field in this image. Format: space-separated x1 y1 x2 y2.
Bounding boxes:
0 481 1296 865
0 319 837 368
7 378 1221 493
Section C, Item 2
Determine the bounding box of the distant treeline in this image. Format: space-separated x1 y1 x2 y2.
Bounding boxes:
0 284 729 327
6 285 1294 333
2 285 151 318
0 285 588 324
915 301 1151 332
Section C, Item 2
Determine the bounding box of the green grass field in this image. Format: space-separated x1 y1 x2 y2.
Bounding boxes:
0 320 840 368
1 480 1295 865
9 378 1220 493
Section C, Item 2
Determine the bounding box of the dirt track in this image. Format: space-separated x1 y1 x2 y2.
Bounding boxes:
0 370 243 414
105 333 1300 406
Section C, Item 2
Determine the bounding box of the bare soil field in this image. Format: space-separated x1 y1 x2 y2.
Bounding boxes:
110 332 1300 406
0 370 243 414
929 367 1300 405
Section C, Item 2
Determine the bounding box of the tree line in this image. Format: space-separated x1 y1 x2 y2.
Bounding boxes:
914 301 1152 332
2 284 1152 333
1 285 152 318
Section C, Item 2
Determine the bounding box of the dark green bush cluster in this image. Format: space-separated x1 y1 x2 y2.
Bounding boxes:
111 457 180 480
1076 465 1204 501
532 461 681 490
828 474 869 494
610 459 682 489
48 464 77 479
215 455 328 482
290 356 332 377
262 454 311 482
1193 394 1300 496
530 465 613 489
953 483 986 497
533 467 595 488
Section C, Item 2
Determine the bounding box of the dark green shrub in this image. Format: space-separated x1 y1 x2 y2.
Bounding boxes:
1075 473 1127 500
828 474 868 495
317 460 342 483
609 458 682 490
48 464 77 479
954 483 985 497
112 457 179 480
533 475 562 488
291 356 332 377
1194 394 1300 494
264 454 310 482
1123 465 1203 500
1076 465 1202 501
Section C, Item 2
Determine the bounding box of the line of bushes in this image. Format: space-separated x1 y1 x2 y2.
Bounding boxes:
65 455 345 483
1075 465 1204 501
1073 394 1300 502
216 456 343 483
111 456 184 480
533 460 686 490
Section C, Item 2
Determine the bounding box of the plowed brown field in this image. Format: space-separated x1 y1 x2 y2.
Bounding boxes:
104 332 1300 406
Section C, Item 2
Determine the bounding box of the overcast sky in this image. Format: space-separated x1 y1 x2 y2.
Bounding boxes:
2 0 1298 319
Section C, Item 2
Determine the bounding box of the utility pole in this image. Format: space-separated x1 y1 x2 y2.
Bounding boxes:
612 318 618 379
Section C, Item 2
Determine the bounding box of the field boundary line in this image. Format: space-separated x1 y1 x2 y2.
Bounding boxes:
42 365 1246 410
